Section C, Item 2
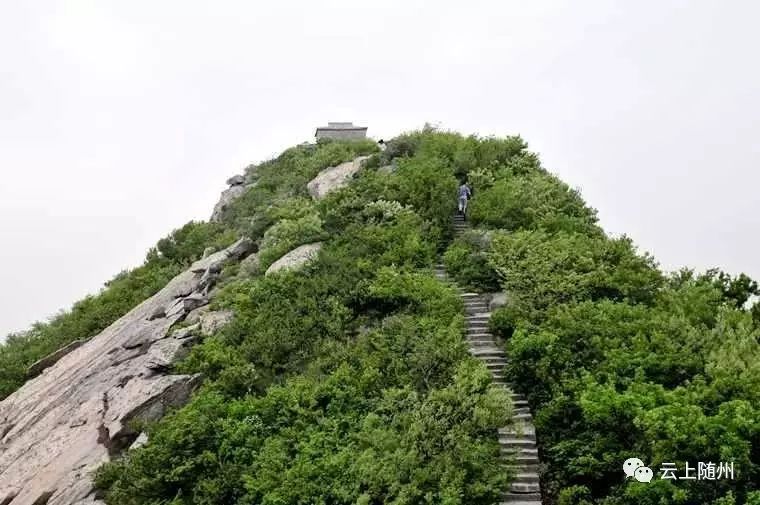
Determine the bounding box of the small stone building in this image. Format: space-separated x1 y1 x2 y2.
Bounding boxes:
315 122 368 141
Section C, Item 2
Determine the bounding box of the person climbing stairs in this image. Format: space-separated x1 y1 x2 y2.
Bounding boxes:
434 213 542 505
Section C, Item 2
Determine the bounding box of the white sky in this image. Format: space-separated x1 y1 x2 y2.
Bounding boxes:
1 0 758 337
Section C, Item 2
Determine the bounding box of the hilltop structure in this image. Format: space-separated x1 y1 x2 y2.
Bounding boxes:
314 122 367 141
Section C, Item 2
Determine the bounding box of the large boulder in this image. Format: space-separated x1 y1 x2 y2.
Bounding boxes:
226 174 245 186
210 185 247 222
265 243 322 276
239 252 260 277
199 310 234 336
307 156 369 200
0 239 250 505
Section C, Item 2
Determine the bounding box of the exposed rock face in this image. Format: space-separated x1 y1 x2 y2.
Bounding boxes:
226 174 245 186
26 340 86 378
210 184 247 222
0 238 254 505
307 156 369 200
265 243 322 276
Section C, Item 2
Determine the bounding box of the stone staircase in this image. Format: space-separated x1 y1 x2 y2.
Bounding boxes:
434 213 542 505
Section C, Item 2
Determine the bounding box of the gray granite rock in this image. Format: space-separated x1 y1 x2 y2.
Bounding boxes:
184 306 211 326
27 340 86 378
0 240 247 505
265 243 322 276
129 432 149 451
171 323 200 340
210 184 247 222
307 156 369 200
199 310 234 336
239 252 260 277
226 174 245 186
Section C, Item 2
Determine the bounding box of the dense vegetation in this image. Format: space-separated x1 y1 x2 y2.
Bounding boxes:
440 136 760 504
4 128 759 504
94 134 513 504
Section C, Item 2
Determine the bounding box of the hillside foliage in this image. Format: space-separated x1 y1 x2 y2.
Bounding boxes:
3 129 759 505
441 136 760 504
94 134 513 504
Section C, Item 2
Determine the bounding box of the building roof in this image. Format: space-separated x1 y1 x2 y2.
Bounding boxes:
315 122 368 132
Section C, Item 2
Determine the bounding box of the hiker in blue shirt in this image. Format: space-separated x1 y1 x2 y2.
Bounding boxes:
458 180 472 217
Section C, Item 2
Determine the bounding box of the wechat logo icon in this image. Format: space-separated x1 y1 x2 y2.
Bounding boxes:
623 457 653 483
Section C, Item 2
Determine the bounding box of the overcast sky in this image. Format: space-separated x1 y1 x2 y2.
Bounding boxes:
1 0 758 338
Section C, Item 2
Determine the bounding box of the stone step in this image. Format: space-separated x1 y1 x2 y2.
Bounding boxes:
500 491 542 503
512 412 533 422
507 457 541 468
467 339 496 345
499 425 532 435
511 472 540 483
481 353 506 360
505 452 540 463
467 324 490 331
467 339 496 346
464 305 489 311
513 407 531 416
504 463 541 473
479 354 507 361
500 437 536 447
465 325 493 337
469 348 502 356
470 352 503 360
510 482 541 494
484 363 508 370
466 319 491 326
466 329 493 335
502 445 538 456
468 345 497 351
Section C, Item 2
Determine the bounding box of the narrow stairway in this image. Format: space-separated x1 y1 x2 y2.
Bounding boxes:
434 213 542 505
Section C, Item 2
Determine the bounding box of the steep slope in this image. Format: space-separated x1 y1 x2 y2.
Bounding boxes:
435 212 542 505
3 128 759 505
0 238 254 505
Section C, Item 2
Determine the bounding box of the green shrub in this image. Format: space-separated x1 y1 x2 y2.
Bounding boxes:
443 231 499 292
487 230 663 319
96 131 514 505
393 155 458 237
469 172 599 233
258 213 326 269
